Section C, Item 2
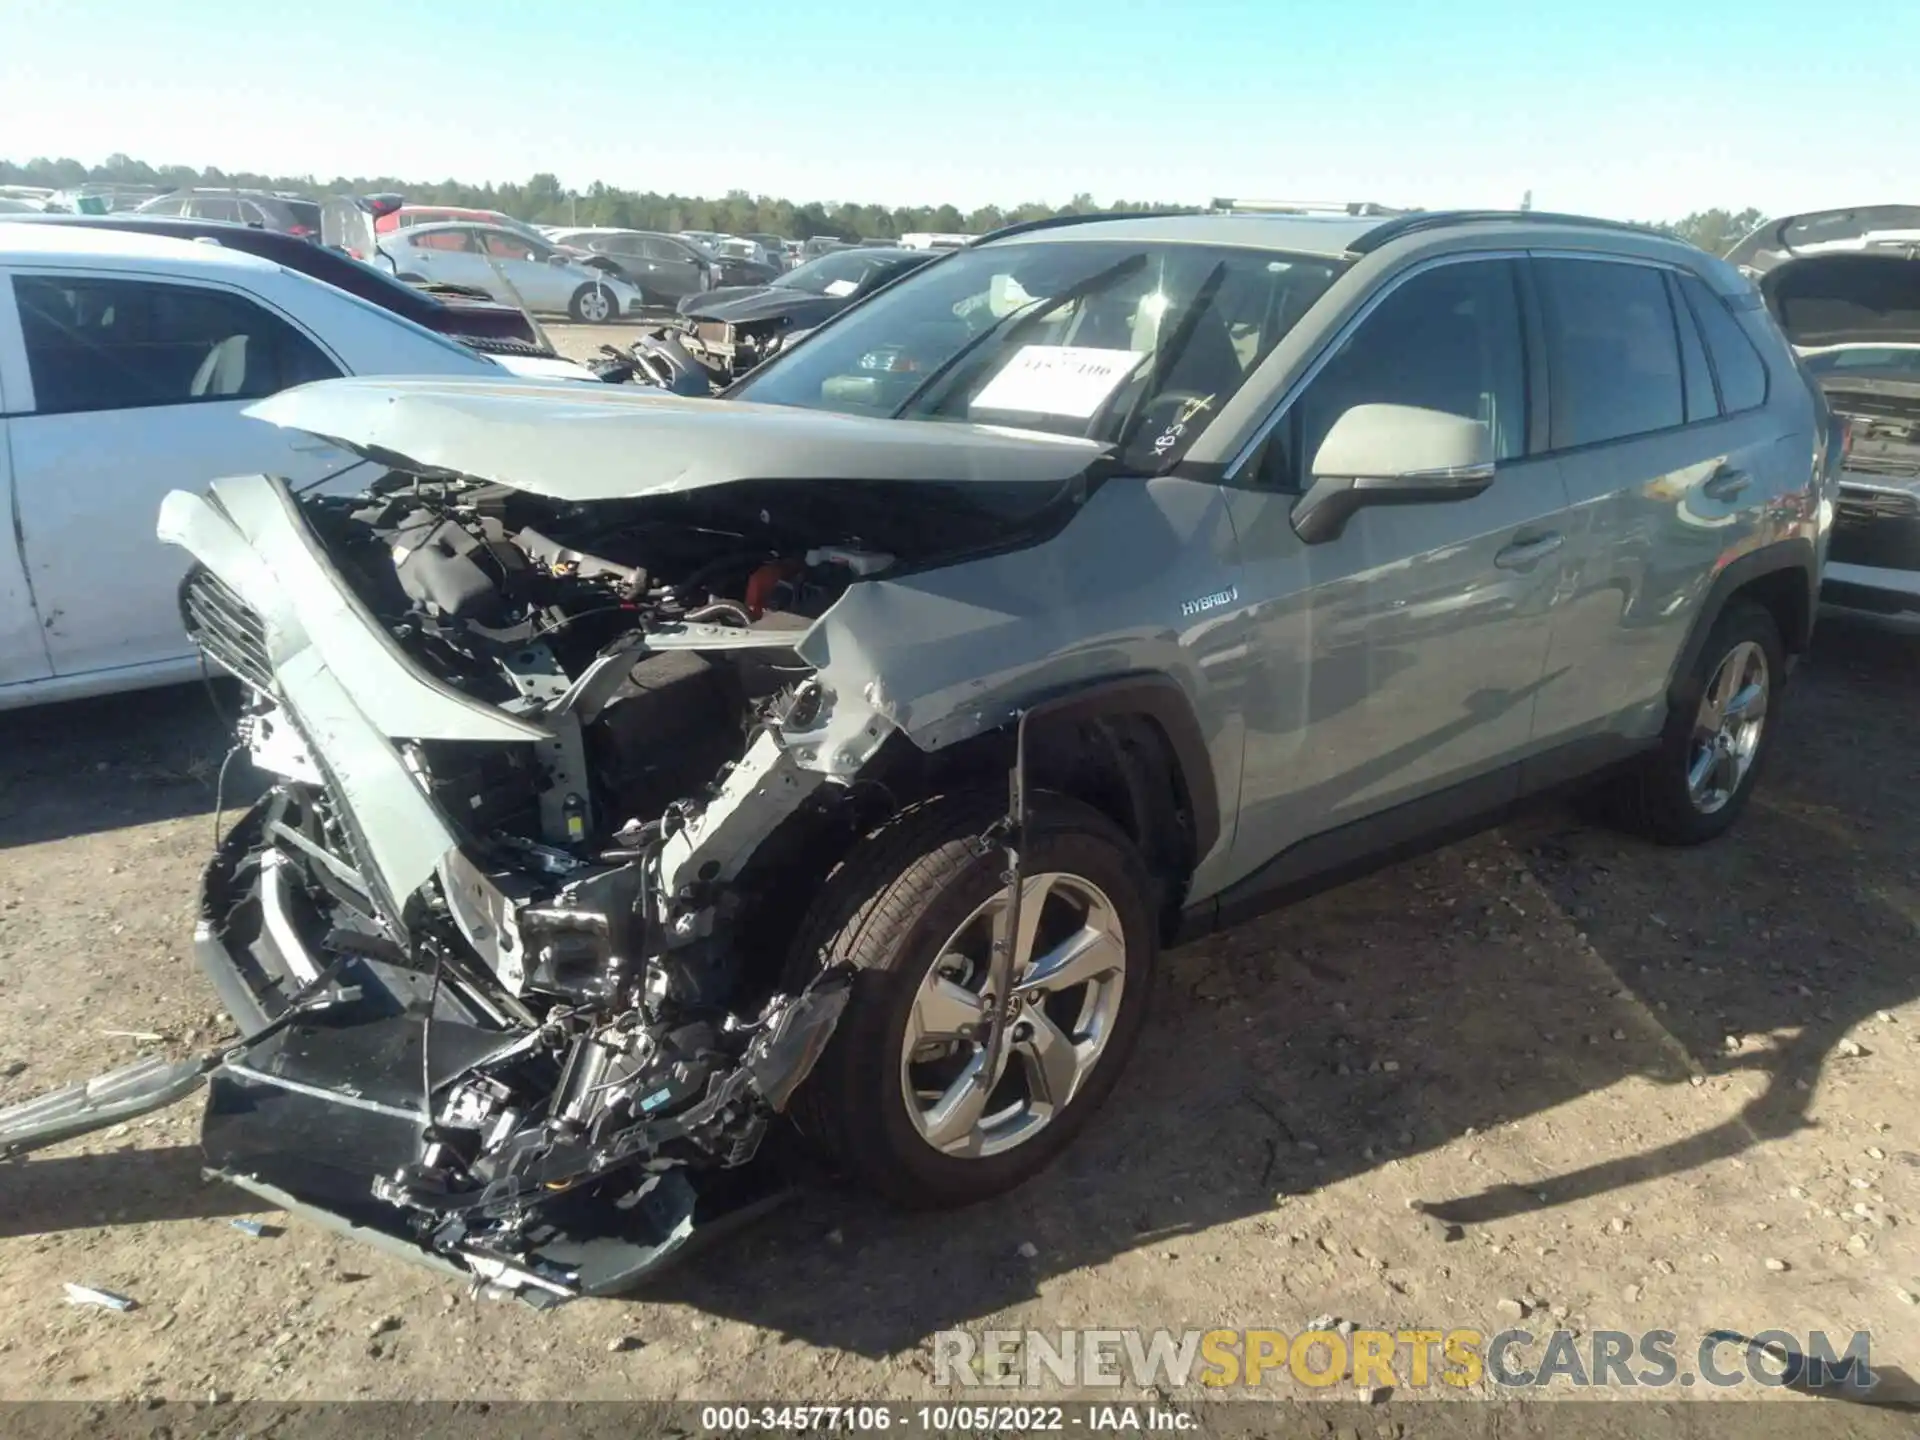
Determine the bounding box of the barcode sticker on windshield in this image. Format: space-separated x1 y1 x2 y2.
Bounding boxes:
970 345 1143 418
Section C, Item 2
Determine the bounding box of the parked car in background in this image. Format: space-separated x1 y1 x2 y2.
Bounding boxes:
0 198 41 215
714 236 771 267
798 235 853 262
16 213 551 352
676 231 781 288
376 205 550 244
674 244 939 378
378 221 644 320
0 223 607 711
0 185 54 209
744 233 792 270
1727 206 1920 626
542 227 714 305
899 231 975 250
119 209 1831 1298
46 184 164 214
136 188 324 238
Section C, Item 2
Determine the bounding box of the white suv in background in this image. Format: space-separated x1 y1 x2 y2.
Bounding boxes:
0 223 587 710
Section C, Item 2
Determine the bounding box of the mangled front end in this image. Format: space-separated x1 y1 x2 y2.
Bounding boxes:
156 378 1103 1299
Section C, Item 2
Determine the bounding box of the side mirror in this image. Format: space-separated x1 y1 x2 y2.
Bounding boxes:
548 253 571 265
1290 403 1496 545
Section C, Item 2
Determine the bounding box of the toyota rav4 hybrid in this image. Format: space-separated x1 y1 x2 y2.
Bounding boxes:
6 210 1836 1302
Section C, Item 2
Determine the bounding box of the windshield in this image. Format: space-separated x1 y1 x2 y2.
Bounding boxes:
736 239 1347 468
774 249 912 296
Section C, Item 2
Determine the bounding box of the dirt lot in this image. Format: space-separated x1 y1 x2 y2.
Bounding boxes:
3 383 1919 1411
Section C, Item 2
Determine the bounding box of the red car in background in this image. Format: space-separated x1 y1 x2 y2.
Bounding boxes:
378 204 553 244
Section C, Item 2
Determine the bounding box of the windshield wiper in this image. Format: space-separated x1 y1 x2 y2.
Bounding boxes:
888 253 1150 420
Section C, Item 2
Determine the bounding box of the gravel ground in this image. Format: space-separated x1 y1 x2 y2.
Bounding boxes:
2 426 1918 1413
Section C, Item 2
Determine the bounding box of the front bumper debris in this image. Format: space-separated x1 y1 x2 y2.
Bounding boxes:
0 1054 213 1161
178 794 842 1301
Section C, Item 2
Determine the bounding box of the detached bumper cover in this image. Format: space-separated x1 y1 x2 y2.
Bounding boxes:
0 1054 211 1160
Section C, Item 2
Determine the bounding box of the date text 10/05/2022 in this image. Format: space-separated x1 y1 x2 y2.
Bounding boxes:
697 1405 1197 1432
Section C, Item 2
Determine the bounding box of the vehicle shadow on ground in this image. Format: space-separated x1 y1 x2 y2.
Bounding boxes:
0 680 252 849
653 617 1920 1359
0 1144 257 1237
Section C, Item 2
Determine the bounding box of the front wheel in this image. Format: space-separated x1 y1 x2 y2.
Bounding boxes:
787 793 1156 1208
1609 599 1784 844
569 282 615 323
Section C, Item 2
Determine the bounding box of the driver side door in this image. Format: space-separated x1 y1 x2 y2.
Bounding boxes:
1220 256 1573 886
475 229 567 312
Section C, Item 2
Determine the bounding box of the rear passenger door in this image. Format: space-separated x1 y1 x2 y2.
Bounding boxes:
6 270 342 680
1527 256 1785 762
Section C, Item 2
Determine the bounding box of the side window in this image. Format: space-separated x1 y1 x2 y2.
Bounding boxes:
189 197 244 222
1259 259 1527 492
13 275 340 416
1536 258 1684 449
1668 272 1719 423
480 231 540 261
1679 272 1768 414
412 230 473 253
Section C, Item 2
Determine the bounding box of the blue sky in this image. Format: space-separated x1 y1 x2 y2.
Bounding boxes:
4 0 1914 221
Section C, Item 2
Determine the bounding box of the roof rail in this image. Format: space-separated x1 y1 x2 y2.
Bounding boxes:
1209 198 1406 217
975 208 1199 245
1348 209 1670 254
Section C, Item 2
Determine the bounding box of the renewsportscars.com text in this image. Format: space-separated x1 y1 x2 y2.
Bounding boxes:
931 1326 1875 1393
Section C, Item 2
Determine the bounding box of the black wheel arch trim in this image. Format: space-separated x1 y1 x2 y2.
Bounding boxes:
1018 674 1221 864
1665 539 1817 708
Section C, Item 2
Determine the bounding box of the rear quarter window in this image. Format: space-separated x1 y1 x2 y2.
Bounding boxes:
1680 272 1769 414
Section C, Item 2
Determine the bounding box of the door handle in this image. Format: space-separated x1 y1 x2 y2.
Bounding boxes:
1703 468 1751 502
1494 533 1565 569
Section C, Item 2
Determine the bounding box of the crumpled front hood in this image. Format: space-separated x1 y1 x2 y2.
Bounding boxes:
679 287 838 326
244 376 1108 502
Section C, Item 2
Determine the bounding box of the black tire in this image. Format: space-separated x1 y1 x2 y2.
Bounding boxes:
568 282 616 323
786 792 1156 1209
1606 599 1785 845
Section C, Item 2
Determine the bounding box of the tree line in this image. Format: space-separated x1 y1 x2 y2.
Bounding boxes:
0 153 1765 254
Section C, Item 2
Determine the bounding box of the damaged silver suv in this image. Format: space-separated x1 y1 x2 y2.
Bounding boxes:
40 210 1837 1300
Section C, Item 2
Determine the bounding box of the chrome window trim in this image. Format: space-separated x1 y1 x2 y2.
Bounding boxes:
1226 246 1702 483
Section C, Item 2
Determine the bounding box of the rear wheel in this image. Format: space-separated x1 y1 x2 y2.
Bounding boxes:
1606 600 1783 844
787 793 1156 1208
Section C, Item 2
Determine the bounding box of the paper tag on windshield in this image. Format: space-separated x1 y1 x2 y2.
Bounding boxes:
970 345 1142 418
823 279 859 298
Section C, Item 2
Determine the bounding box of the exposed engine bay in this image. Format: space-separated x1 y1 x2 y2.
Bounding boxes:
13 374 1124 1301
180 473 964 1299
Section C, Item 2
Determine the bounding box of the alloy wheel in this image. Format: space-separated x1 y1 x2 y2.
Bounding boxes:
1687 640 1769 814
898 872 1128 1159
